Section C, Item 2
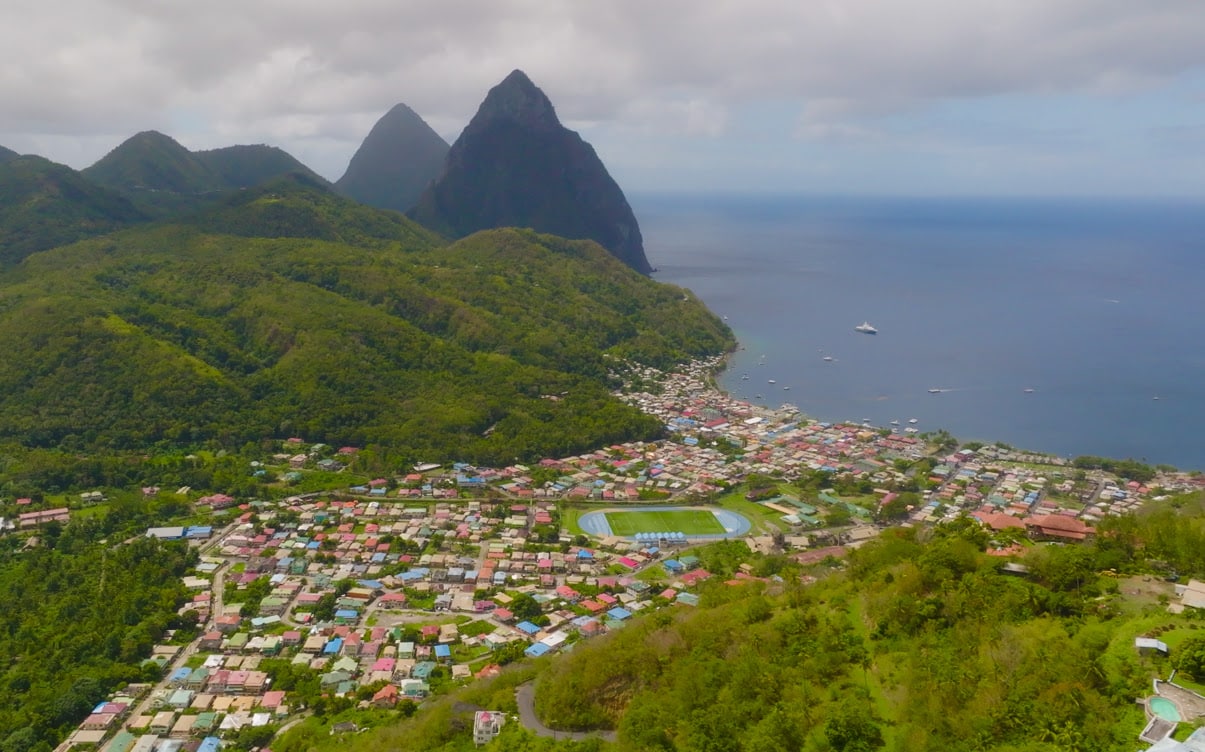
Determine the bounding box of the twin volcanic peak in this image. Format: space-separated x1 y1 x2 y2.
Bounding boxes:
335 103 449 214
408 70 653 274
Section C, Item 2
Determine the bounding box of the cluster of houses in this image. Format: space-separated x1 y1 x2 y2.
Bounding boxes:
57 487 737 752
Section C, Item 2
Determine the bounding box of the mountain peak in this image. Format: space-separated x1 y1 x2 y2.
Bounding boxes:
473 69 559 131
409 71 652 274
0 145 19 164
335 102 449 213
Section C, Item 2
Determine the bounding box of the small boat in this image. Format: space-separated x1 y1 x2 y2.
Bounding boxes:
741 374 750 380
855 321 878 335
768 379 776 384
908 418 918 424
783 386 790 391
823 355 834 362
890 420 900 426
1023 388 1035 393
928 388 942 394
904 427 919 434
1153 396 1161 401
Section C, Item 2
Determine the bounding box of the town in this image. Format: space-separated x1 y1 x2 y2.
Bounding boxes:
12 357 1205 752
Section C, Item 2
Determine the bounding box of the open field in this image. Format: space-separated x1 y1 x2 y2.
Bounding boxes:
604 509 726 535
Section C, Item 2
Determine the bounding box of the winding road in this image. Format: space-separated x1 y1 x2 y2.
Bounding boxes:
514 683 617 743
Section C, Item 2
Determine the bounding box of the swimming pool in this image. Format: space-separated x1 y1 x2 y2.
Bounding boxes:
1150 696 1182 723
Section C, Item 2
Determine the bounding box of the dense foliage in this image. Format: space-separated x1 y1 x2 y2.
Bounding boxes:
0 179 731 463
0 531 194 752
0 156 147 265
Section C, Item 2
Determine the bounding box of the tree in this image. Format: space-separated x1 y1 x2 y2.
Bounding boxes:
1178 634 1205 680
823 704 884 752
510 592 543 621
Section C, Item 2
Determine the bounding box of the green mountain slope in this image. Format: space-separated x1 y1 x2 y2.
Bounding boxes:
0 155 147 265
0 145 18 163
0 182 730 459
196 143 330 190
83 130 223 193
336 103 449 213
82 131 331 218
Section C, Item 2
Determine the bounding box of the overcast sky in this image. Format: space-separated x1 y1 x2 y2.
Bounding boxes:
5 0 1205 197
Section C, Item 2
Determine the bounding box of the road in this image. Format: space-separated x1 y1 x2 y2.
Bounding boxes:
514 683 617 743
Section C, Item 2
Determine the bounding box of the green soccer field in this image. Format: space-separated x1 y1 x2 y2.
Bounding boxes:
604 509 725 535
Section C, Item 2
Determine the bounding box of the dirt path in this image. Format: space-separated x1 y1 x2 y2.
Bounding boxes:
515 683 617 743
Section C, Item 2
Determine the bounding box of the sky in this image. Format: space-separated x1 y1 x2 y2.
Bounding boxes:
5 0 1205 197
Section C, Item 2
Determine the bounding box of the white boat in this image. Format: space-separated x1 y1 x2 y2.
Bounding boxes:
928 388 943 394
741 375 750 380
855 321 878 335
823 355 834 362
908 418 918 424
904 427 919 434
890 420 900 426
768 379 776 384
783 386 790 390
1023 388 1035 393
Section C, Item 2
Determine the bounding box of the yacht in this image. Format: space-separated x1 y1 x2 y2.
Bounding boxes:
768 379 776 384
1023 388 1035 393
889 420 900 426
928 388 942 394
855 321 878 335
823 355 834 362
908 418 918 424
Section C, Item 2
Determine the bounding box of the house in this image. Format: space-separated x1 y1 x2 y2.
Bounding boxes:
1024 514 1095 542
372 684 399 708
473 711 506 746
1136 637 1170 655
151 710 177 735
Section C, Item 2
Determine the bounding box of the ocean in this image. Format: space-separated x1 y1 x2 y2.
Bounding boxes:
636 194 1205 471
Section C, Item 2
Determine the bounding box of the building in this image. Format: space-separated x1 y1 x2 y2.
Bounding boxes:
473 711 506 746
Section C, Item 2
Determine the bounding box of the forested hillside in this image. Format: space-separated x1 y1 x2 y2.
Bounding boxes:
0 527 195 752
0 156 147 265
0 177 731 461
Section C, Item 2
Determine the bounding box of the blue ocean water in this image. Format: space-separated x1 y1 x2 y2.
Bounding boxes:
636 194 1205 470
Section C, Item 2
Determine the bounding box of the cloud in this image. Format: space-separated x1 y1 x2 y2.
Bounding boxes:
1 0 1204 183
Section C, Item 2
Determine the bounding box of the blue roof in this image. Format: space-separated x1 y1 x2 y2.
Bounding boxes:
357 579 383 589
334 609 359 619
607 607 632 621
577 550 594 559
433 644 451 658
198 738 221 752
323 638 343 654
169 667 192 682
515 621 541 635
524 642 551 657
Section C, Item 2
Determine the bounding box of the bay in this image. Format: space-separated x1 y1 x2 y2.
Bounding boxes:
637 194 1205 471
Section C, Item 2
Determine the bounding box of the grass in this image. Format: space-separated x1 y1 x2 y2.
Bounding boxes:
715 490 789 532
561 506 586 535
604 509 725 536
